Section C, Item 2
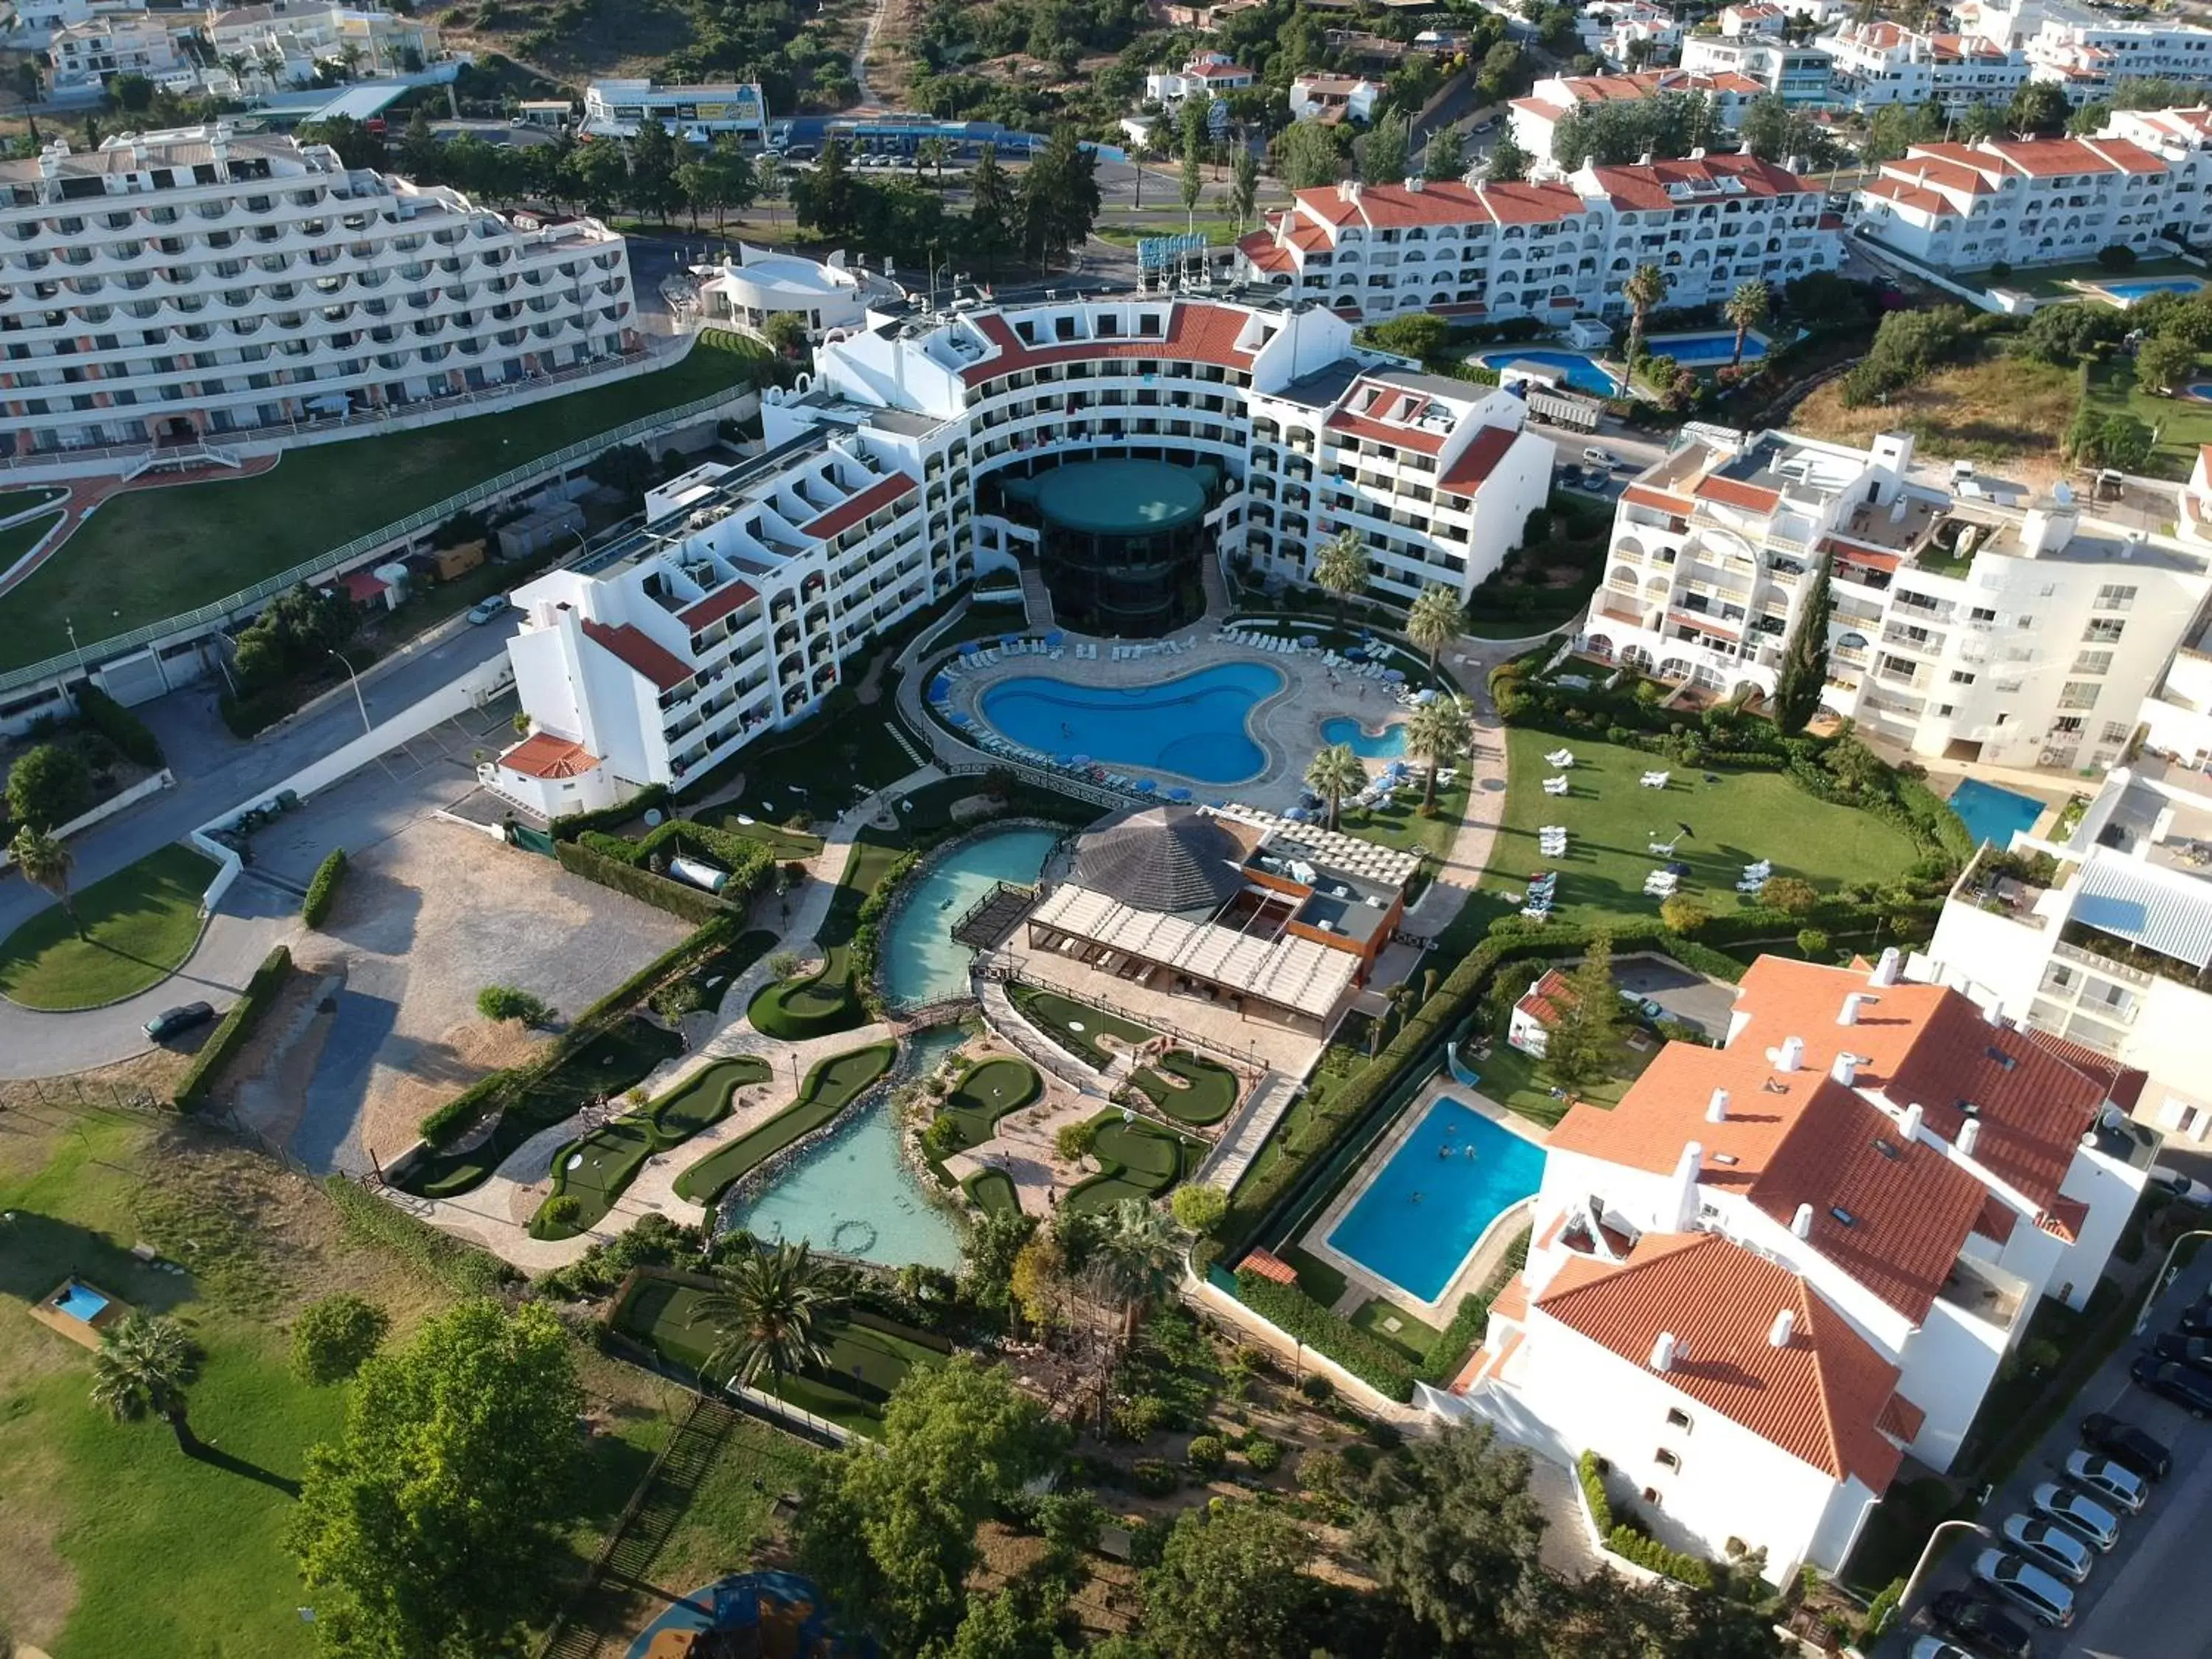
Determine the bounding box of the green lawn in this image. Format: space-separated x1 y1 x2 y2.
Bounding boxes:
1065 1112 1203 1214
0 508 63 568
0 333 772 671
672 1041 897 1205
397 1018 684 1200
2081 352 2212 480
1129 1050 1240 1128
934 1056 1043 1152
0 484 66 520
532 1056 774 1239
1466 1027 1653 1129
1006 985 1154 1071
1478 728 1919 931
0 843 216 1011
1336 769 1472 863
1347 1295 1443 1366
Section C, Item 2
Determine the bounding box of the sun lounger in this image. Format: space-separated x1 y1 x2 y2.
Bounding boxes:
1545 748 1576 768
1543 776 1570 795
1641 771 1671 788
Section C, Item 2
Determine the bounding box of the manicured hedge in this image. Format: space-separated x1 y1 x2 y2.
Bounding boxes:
1579 1450 1615 1533
74 682 163 768
549 785 670 843
1579 1450 1714 1586
323 1175 518 1296
1417 1225 1532 1387
554 836 728 925
301 847 347 928
1234 1267 1417 1398
173 945 291 1110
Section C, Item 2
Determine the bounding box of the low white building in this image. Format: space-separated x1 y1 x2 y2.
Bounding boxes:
1 0 142 48
1506 69 1765 173
1582 426 2212 771
582 80 770 149
1721 3 1787 37
1679 35 1837 103
697 246 867 338
1450 950 2160 1579
1144 51 1254 103
1507 967 1576 1057
47 11 179 89
1288 74 1383 125
202 3 442 84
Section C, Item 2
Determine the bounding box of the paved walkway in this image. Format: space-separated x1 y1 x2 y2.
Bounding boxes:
0 452 282 598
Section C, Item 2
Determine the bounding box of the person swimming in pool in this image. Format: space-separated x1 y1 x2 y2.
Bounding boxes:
1411 1191 1424 1203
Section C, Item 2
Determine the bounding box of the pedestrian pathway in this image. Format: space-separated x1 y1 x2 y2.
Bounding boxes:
1193 1068 1299 1192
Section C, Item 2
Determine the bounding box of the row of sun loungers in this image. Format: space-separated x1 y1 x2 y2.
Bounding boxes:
1109 639 1195 661
1736 859 1774 895
946 637 1065 671
1521 869 1559 922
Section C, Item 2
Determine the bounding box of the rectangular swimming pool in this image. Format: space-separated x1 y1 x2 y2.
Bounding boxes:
1324 1099 1545 1304
1646 330 1770 366
1947 778 2044 850
51 1281 110 1322
2101 277 2205 304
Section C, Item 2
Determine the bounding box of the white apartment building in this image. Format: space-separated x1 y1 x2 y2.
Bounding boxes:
1721 3 1787 38
1144 51 1254 103
582 80 770 148
1506 69 1765 173
2024 14 2212 102
2 0 143 49
696 245 866 338
0 125 638 461
486 294 1553 804
1576 1 1682 66
1678 35 1837 104
1854 122 2211 274
1287 74 1383 125
1448 950 2158 1579
203 4 444 86
1234 158 1842 327
1820 20 2028 111
48 12 181 91
1582 426 2212 771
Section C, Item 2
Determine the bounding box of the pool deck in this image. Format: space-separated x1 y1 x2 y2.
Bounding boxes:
1295 1077 1547 1325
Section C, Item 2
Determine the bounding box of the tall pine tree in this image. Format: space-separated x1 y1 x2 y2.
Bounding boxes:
1773 556 1833 735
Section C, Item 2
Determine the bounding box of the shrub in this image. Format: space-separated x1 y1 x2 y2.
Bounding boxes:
2096 242 2138 271
553 837 725 923
477 984 555 1027
1578 1450 1615 1533
6 742 91 830
1055 1119 1100 1163
1658 893 1711 934
1607 1525 1715 1587
542 1194 582 1229
1298 1373 1335 1403
923 1115 964 1158
1186 1433 1226 1472
1130 1459 1181 1498
1234 1270 1416 1398
291 1292 389 1384
73 683 163 768
1038 1492 1105 1554
1758 874 1818 915
173 945 293 1110
1795 927 1830 959
1169 1183 1228 1234
1860 1576 1905 1644
1115 1394 1171 1441
1243 1436 1283 1473
301 846 347 928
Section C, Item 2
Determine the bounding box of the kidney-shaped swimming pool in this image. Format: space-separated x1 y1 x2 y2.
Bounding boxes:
979 661 1285 784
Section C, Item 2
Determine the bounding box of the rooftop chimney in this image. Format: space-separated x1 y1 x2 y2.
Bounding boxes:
1958 1118 1981 1157
1775 1035 1805 1073
1870 947 1902 987
1768 1307 1796 1348
1985 999 2006 1029
1832 1051 1860 1088
1840 993 1867 1026
1404 174 1425 192
1706 1088 1730 1124
1792 1203 1814 1239
1670 1141 1703 1231
1899 1102 1924 1141
1649 1331 1678 1372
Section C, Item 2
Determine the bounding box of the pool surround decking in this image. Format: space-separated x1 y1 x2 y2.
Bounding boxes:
29 1276 131 1350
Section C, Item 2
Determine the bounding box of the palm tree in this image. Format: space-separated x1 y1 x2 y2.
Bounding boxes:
1098 1198 1185 1342
1405 581 1465 672
1405 695 1472 813
90 1313 201 1453
10 824 79 937
754 153 784 232
1305 743 1366 832
1313 527 1369 625
687 1240 841 1399
1724 278 1771 369
1623 262 1671 369
917 136 953 180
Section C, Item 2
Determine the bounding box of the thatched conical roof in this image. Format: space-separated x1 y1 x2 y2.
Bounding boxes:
1069 804 1245 916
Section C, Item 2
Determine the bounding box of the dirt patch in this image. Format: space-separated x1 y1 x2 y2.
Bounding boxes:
0 1048 187 1120
361 1016 551 1162
1790 349 2077 484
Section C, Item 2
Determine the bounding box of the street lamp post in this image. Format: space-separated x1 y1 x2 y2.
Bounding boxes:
1896 1519 1988 1630
2135 1228 2212 1335
329 649 372 735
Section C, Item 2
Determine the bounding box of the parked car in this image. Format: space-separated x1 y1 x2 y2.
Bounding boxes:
2177 1295 2212 1338
1615 990 1664 1020
1998 1514 2093 1584
2152 1330 2212 1377
2031 1481 2120 1551
1927 1590 2035 1659
1907 1640 1980 1659
1581 445 1618 468
2129 1353 2212 1416
2079 1412 2172 1481
142 1001 215 1042
465 595 512 625
1970 1550 2076 1628
2148 1164 2212 1204
2062 1450 2148 1513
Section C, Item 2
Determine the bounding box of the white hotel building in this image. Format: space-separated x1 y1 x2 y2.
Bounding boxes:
1819 21 2028 112
0 125 639 461
1447 951 2159 1580
1232 156 1843 327
1505 69 1766 174
1581 425 2212 773
484 294 1553 810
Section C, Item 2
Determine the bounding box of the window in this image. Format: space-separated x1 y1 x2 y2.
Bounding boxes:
1666 1407 1693 1431
2073 650 2115 676
2059 681 2101 711
2101 720 2133 744
1937 703 1956 717
2095 583 2138 611
1642 1487 1663 1506
2084 616 2125 643
1949 669 1976 684
1655 1448 1682 1471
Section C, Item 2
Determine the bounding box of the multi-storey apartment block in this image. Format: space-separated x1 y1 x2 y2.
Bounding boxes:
1447 950 2158 1580
1854 121 2212 272
1820 20 2028 110
0 124 639 461
1580 426 2211 771
202 4 445 86
2023 13 2212 102
1506 69 1765 172
47 12 180 91
485 294 1552 807
1678 34 1837 103
1233 157 1842 325
3 0 145 49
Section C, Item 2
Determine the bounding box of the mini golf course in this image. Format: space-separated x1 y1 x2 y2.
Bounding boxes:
532 1055 774 1239
1066 1112 1203 1214
1129 1050 1240 1127
672 1041 897 1206
933 1057 1043 1153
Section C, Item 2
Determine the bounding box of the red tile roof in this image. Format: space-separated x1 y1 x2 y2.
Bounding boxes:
2083 136 2167 175
1237 228 1295 274
580 619 692 692
1862 176 1952 216
1624 483 1693 514
1515 967 1579 1030
500 731 601 779
1590 152 1810 212
960 301 1257 385
1238 1248 1298 1284
1878 1391 1926 1444
1694 474 1782 512
1534 1232 1910 1487
1439 425 1520 495
799 471 919 541
678 578 759 632
1324 378 1452 454
2023 1029 2147 1112
1985 137 2121 178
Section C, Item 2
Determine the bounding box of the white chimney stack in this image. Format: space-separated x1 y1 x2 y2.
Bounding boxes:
1670 1141 1703 1231
1649 1332 1678 1372
1792 1203 1814 1239
1958 1118 1981 1157
1871 947 1902 987
1768 1308 1796 1348
1707 1088 1730 1124
1985 999 2006 1029
1840 994 1865 1026
1832 1051 1859 1088
1899 1102 1924 1141
1775 1035 1805 1073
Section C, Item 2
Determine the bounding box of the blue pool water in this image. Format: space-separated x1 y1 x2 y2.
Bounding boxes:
1947 778 2045 850
980 662 1284 783
1647 330 1769 366
1326 1099 1545 1304
724 1028 966 1270
882 826 1059 1006
1481 349 1621 397
52 1281 108 1322
1320 715 1407 759
2102 276 2205 303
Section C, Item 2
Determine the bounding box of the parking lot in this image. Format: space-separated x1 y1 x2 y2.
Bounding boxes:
1896 1246 2212 1659
1613 954 1738 1040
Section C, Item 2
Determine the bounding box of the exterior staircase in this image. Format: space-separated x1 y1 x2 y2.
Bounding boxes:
1019 563 1056 631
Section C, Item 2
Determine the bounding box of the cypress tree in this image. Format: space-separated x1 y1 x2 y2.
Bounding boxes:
1773 557 1833 735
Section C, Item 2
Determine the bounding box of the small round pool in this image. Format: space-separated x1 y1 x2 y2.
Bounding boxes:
980 661 1284 783
1479 348 1621 397
1321 715 1406 759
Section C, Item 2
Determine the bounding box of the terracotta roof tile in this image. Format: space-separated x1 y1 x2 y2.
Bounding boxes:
1694 474 1782 512
2082 136 2167 175
2023 1028 2147 1111
1879 1391 1926 1444
500 732 601 779
961 301 1258 386
1590 152 1811 212
1861 177 1952 216
799 471 919 540
1439 425 1520 495
1515 966 1579 1030
1624 483 1693 513
580 619 691 692
678 579 759 631
1534 1232 1908 1486
1985 138 2122 178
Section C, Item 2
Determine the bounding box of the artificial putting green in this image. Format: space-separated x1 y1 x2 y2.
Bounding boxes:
532 1055 773 1239
1007 985 1154 1071
961 1167 1023 1217
1130 1050 1240 1127
672 1042 897 1206
933 1056 1043 1152
1065 1112 1203 1214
